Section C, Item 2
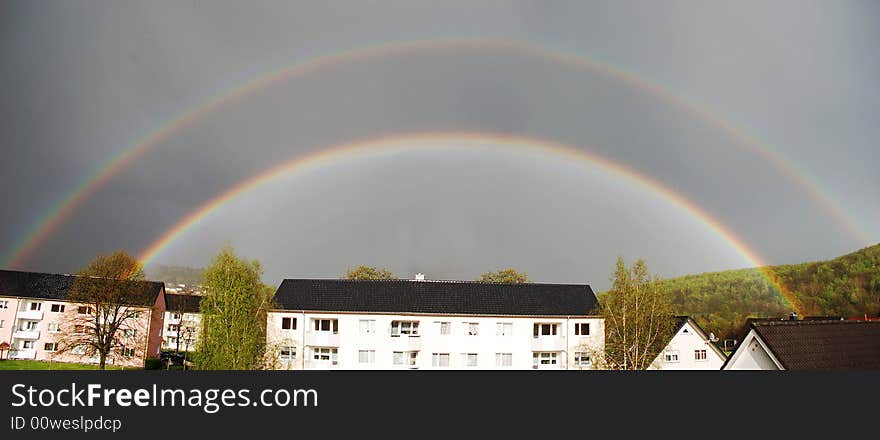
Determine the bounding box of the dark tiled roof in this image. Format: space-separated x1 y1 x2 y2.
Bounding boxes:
165 293 202 313
752 320 880 370
0 269 164 307
273 279 599 316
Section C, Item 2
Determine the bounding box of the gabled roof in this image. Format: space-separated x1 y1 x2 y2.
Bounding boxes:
0 269 164 307
272 279 599 316
728 319 880 370
165 293 202 313
652 316 726 363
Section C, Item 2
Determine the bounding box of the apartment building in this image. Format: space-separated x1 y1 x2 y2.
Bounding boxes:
266 276 603 370
162 293 202 352
0 269 166 368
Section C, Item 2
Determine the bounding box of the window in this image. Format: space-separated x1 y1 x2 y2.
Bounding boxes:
694 349 707 361
393 351 418 367
313 319 338 334
495 353 513 367
129 311 141 319
466 323 479 336
167 337 178 346
43 343 57 352
432 353 450 367
77 306 91 315
463 353 478 367
574 323 590 336
50 304 65 313
496 322 513 336
533 352 559 367
48 323 60 333
123 329 136 338
121 347 136 357
0 320 4 328
358 350 375 364
391 321 419 336
71 345 86 355
280 346 296 361
167 324 180 333
0 300 7 309
664 350 680 363
22 341 34 349
436 321 451 335
359 320 375 334
172 312 182 320
312 347 338 365
533 323 558 337
281 317 296 330
30 302 42 311
25 321 37 330
574 352 591 367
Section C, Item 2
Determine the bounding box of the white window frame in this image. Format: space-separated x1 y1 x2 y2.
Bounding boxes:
664 350 680 363
0 320 4 328
533 352 559 367
463 353 478 367
466 322 479 336
574 323 590 336
50 304 65 313
43 342 57 352
495 353 513 367
121 347 136 357
77 306 91 315
30 302 42 311
359 319 376 335
0 300 7 309
280 346 296 361
391 321 419 337
22 340 35 349
312 347 338 365
533 323 559 338
393 351 418 367
172 312 183 320
358 350 375 364
24 321 38 330
47 323 60 333
313 319 338 334
574 352 591 367
281 317 296 330
432 353 450 367
496 322 513 336
436 321 451 335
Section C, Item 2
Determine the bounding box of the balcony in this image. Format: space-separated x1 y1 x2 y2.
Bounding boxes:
389 334 422 351
9 349 36 360
18 310 43 320
305 331 340 347
531 336 566 352
13 330 40 340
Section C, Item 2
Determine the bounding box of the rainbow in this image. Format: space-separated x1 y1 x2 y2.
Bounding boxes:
136 132 800 313
3 37 867 268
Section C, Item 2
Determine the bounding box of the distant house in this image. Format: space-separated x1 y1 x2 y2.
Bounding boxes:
0 269 166 367
162 293 202 352
722 318 880 370
266 276 604 370
649 316 726 370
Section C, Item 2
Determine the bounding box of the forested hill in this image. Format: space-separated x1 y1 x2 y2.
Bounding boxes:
145 263 205 287
662 243 880 340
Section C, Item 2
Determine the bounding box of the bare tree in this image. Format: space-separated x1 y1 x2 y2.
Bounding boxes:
53 251 155 369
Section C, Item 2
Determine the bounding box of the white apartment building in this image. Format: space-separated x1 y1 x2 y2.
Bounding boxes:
649 316 727 370
0 269 166 368
162 293 202 352
266 276 604 370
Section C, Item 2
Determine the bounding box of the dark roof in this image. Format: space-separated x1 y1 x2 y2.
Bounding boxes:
273 279 599 316
751 320 880 370
165 293 202 313
0 269 164 307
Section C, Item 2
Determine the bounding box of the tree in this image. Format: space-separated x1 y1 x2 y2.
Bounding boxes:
55 250 154 369
601 257 676 370
344 265 396 280
479 269 528 283
197 247 273 370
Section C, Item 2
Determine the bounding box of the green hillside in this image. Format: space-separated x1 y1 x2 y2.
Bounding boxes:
145 263 205 287
662 243 880 340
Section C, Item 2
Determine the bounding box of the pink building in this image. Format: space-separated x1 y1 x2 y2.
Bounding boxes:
0 270 166 368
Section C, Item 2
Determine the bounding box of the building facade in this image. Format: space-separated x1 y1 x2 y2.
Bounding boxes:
649 316 727 370
0 270 166 368
266 278 604 370
162 293 202 352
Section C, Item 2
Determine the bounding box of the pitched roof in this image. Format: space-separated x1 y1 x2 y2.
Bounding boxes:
0 269 164 307
165 293 202 313
750 319 880 370
272 279 599 316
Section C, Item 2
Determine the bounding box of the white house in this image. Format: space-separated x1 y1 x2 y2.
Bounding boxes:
723 318 880 370
650 316 726 370
266 276 604 370
162 293 202 352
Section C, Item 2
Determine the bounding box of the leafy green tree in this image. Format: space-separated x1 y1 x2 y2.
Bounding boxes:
479 268 529 283
602 257 676 370
197 247 272 370
58 250 154 370
344 265 396 280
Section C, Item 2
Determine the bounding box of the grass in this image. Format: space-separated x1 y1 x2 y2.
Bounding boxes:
0 360 131 370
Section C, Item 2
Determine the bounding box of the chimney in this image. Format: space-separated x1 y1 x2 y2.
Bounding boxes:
414 273 425 281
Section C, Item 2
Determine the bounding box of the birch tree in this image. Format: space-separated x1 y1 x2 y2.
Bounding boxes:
602 257 675 370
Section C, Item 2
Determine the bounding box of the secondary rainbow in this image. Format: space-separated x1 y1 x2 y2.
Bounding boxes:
3 38 867 269
137 132 800 313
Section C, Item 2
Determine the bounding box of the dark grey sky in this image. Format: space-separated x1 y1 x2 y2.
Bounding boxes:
1 1 878 289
